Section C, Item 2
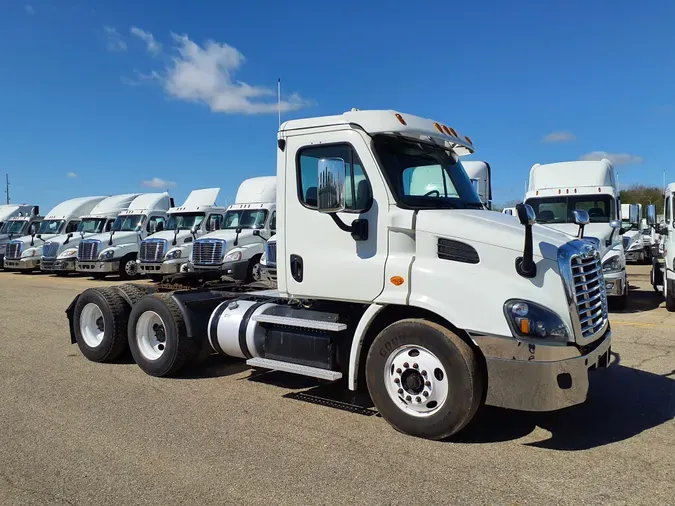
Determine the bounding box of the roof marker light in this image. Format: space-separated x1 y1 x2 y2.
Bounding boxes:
558 189 561 194
433 122 444 133
464 135 473 145
566 189 569 194
448 127 458 137
395 114 407 125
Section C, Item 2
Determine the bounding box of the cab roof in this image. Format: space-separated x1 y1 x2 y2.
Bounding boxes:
45 196 107 220
169 188 222 214
234 177 276 205
528 159 616 192
118 192 172 215
279 109 475 156
81 193 143 218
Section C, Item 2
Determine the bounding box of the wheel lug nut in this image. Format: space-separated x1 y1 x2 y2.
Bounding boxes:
406 395 411 401
415 396 421 402
423 391 429 397
425 381 431 387
396 368 402 374
394 378 400 384
413 363 419 369
398 388 403 395
403 362 409 368
422 370 427 376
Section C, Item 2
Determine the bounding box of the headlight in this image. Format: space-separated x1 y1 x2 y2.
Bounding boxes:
165 249 182 260
224 250 242 262
21 249 36 258
628 241 642 250
99 249 115 260
503 300 570 342
602 256 622 272
58 249 77 258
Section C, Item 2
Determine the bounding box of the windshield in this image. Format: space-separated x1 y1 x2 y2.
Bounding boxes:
37 220 65 235
1 220 29 235
78 218 108 234
112 215 146 232
525 195 616 224
166 212 205 231
223 209 268 229
372 134 483 210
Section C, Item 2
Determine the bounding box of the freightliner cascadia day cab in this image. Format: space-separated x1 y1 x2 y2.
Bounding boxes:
462 160 492 210
524 158 636 310
187 177 276 282
66 109 612 441
0 205 41 268
138 188 228 281
621 203 648 264
3 196 107 272
76 193 172 279
40 193 142 275
648 183 675 310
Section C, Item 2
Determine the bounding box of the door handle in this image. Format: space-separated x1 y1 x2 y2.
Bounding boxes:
290 254 303 282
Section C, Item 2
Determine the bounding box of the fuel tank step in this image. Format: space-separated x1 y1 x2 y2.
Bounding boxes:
251 314 347 332
246 357 343 381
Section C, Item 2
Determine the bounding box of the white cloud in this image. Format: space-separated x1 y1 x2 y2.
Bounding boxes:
104 26 127 52
142 177 176 188
579 151 643 166
24 4 35 15
123 30 312 114
542 131 576 143
67 172 78 178
130 27 162 55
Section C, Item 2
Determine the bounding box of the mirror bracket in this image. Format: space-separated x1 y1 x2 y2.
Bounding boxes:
330 213 368 241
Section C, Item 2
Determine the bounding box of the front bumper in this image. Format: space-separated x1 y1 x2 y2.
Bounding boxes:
473 327 612 412
139 261 184 275
3 257 40 270
602 270 625 297
192 259 249 280
76 260 119 273
625 249 644 262
260 265 277 283
42 258 77 272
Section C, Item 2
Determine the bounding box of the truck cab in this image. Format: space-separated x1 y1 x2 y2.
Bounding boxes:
187 177 276 282
648 183 675 310
621 203 648 264
259 234 277 283
462 160 492 210
524 158 632 309
138 188 227 281
0 205 41 268
3 196 107 272
76 193 172 279
40 194 142 275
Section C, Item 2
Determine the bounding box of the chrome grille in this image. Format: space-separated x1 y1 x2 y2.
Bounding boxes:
6 241 22 260
571 251 607 339
140 239 167 263
192 239 225 265
77 240 100 261
42 242 60 259
266 241 277 267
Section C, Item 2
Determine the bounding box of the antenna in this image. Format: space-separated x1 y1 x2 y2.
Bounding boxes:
4 174 9 205
277 78 281 127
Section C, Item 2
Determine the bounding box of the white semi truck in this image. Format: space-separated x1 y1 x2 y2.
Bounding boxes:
259 234 277 283
40 193 142 275
648 183 675 310
621 203 649 264
138 188 227 281
187 177 276 282
462 160 492 210
65 109 612 441
0 205 41 268
76 193 172 279
524 158 635 309
3 196 107 272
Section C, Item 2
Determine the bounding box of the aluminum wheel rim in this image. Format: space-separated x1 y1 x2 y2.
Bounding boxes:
125 260 139 277
136 311 167 361
383 345 449 417
251 262 261 281
80 303 105 348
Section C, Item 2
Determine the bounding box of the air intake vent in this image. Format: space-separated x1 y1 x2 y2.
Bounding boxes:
437 238 479 264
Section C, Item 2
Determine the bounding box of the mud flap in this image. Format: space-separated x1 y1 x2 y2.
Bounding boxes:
65 294 80 345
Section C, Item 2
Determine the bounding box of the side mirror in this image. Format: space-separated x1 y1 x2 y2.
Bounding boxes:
515 203 536 278
471 179 479 195
317 157 346 214
516 203 535 226
30 224 37 236
572 209 590 238
156 221 164 232
606 219 621 247
148 222 157 234
252 229 260 237
646 204 656 226
629 203 640 225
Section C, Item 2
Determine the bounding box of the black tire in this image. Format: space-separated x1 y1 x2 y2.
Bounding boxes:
73 287 131 362
116 283 149 305
92 273 107 280
55 271 69 277
365 318 484 440
119 254 140 280
666 280 675 312
127 293 198 377
611 288 629 311
652 259 664 292
246 254 262 283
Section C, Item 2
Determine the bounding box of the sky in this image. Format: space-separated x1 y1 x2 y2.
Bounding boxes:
1 0 674 212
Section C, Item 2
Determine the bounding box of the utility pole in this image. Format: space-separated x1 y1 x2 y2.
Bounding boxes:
4 174 9 205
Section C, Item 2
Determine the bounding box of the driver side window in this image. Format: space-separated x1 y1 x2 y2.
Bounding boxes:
65 221 80 234
206 214 223 232
147 216 165 233
269 211 276 232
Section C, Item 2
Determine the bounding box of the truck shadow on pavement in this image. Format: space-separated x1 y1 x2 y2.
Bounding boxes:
452 352 675 450
609 284 663 314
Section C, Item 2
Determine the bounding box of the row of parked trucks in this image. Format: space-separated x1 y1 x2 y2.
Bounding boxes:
3 108 672 440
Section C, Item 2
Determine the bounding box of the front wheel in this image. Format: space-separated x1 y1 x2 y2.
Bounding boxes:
666 280 675 312
119 255 140 280
246 254 262 283
365 319 484 440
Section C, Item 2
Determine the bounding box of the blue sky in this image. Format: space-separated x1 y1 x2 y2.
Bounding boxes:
1 0 673 211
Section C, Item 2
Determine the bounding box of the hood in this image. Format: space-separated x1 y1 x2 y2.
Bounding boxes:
84 231 140 248
535 222 620 258
7 233 59 249
144 229 193 245
415 209 573 261
197 229 257 244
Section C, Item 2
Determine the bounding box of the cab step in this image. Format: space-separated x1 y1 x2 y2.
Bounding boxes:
251 314 347 332
246 357 343 381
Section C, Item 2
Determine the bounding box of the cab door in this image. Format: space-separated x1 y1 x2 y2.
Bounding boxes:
283 129 389 302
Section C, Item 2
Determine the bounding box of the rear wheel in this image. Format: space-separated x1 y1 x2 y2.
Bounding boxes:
365 319 484 440
73 288 131 362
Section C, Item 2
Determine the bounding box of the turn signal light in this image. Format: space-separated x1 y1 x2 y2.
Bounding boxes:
395 114 406 125
390 276 404 286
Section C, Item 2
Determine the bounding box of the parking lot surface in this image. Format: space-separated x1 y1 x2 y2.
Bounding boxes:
1 266 673 505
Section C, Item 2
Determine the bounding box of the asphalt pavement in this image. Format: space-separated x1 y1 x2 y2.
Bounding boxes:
0 266 673 505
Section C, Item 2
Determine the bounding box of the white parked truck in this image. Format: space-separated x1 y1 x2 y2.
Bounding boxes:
621 203 648 264
187 177 276 282
40 194 142 275
259 234 277 283
138 188 227 281
648 184 675 310
524 158 635 309
462 160 492 209
65 109 612 441
0 205 41 268
76 193 172 279
4 196 107 272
